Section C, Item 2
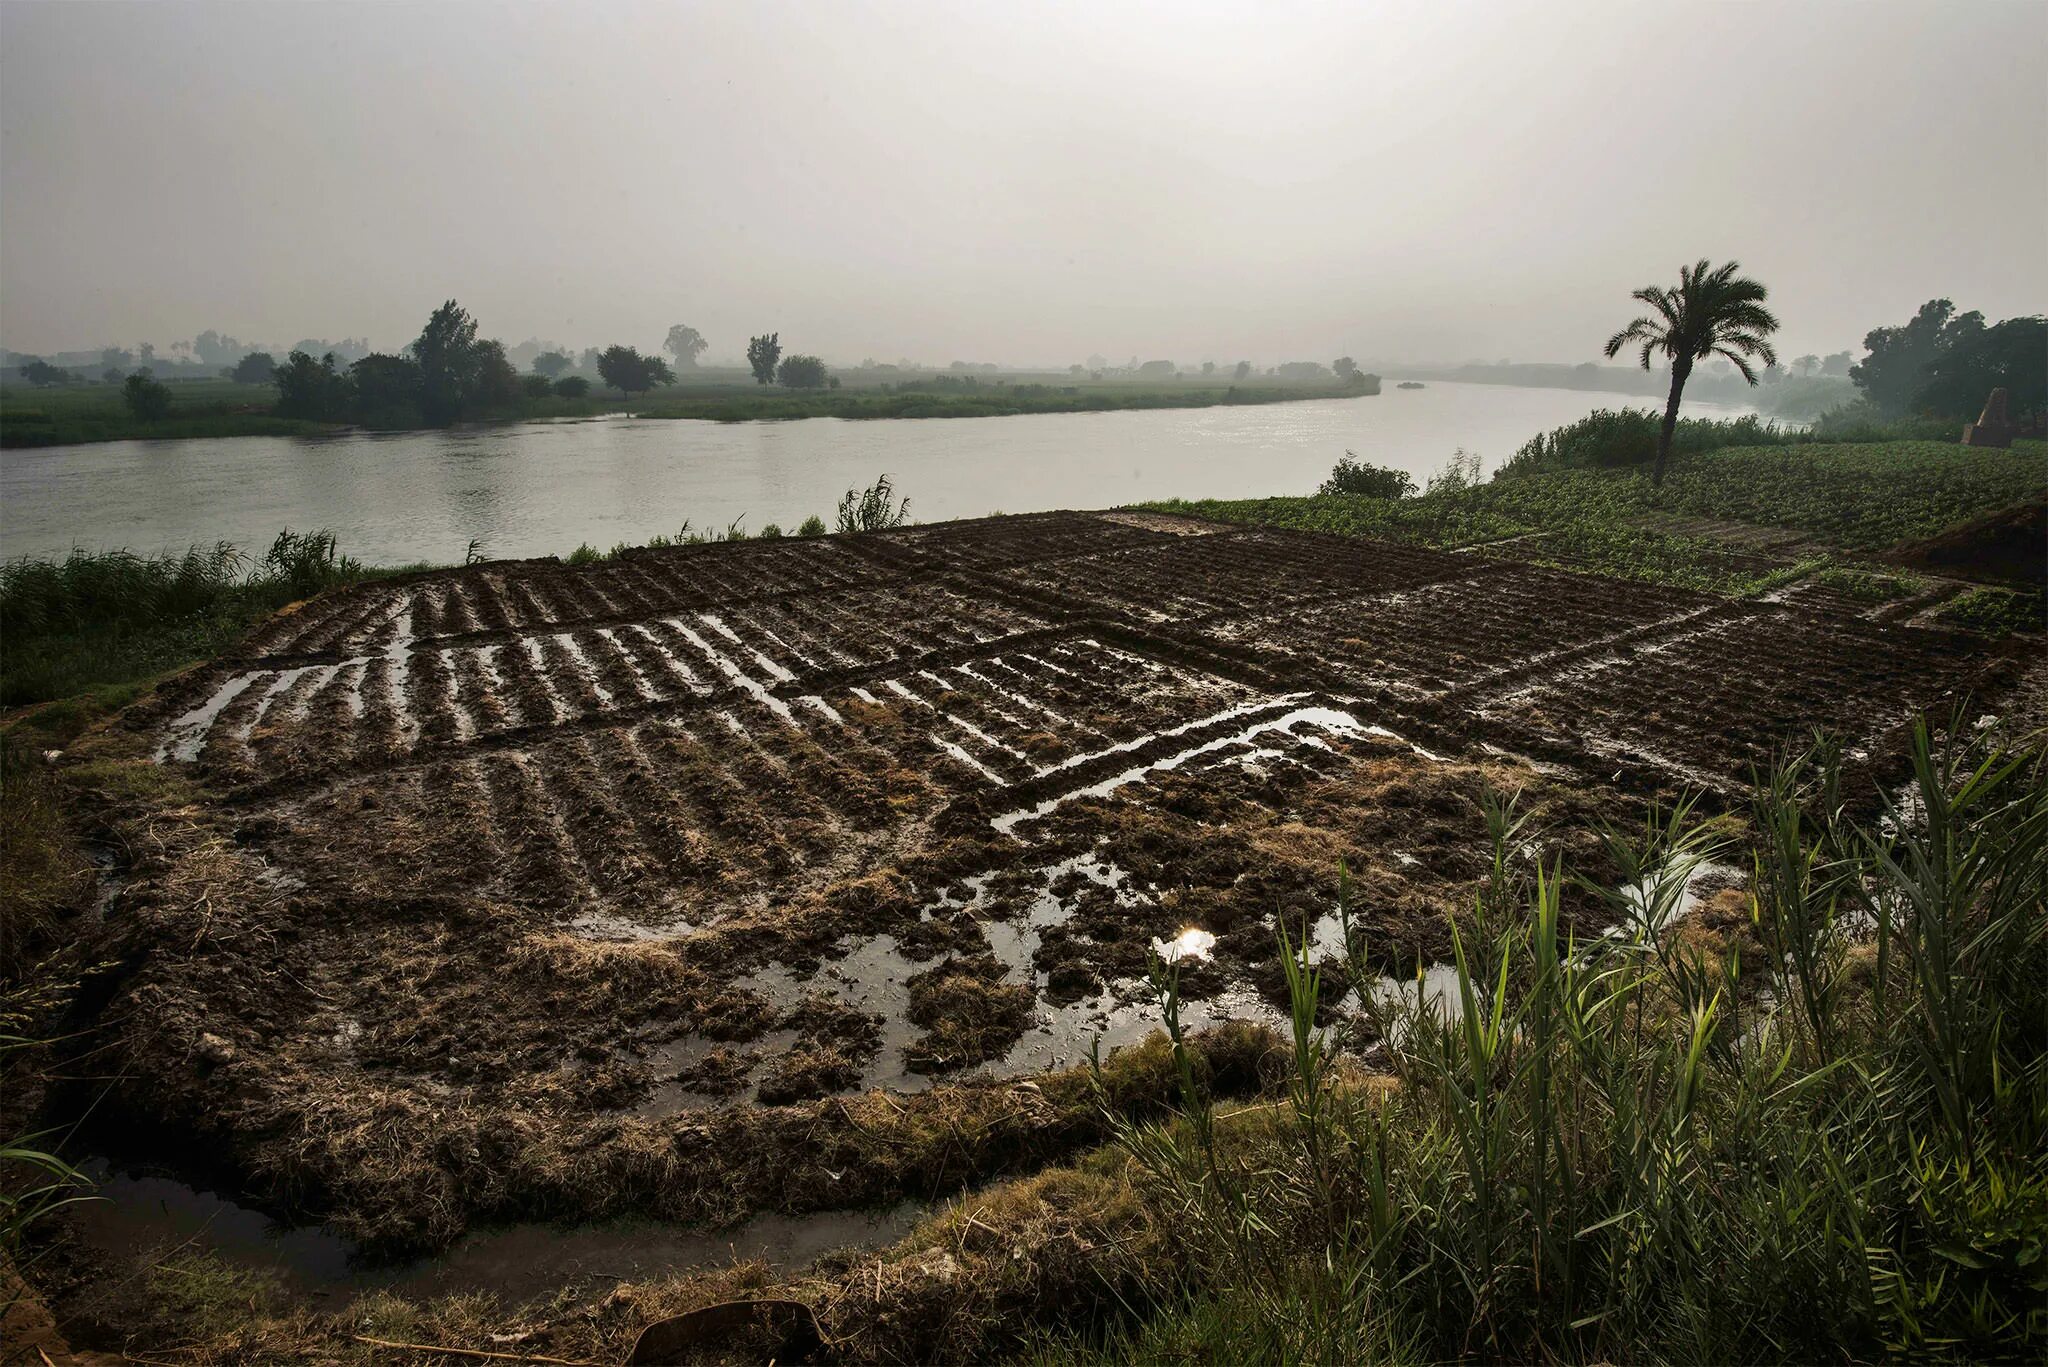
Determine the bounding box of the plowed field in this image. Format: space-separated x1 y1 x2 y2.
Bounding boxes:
72 510 2029 1251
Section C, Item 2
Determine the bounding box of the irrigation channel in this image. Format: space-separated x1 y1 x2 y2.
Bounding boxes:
1 381 1761 562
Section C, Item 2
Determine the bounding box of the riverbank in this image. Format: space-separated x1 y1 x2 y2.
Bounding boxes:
0 376 1374 448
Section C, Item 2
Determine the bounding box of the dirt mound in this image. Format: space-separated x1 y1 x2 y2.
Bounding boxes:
1888 497 2047 586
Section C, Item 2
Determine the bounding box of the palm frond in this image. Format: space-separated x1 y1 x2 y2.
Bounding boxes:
1711 347 1760 384
1604 318 1664 360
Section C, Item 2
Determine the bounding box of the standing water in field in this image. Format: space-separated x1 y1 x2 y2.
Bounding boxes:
1 383 1759 563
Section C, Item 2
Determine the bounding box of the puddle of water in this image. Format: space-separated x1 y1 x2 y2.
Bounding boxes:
1153 927 1217 963
156 674 258 762
955 661 1078 727
64 1160 923 1311
800 695 846 724
932 735 1003 783
993 702 1378 834
556 632 616 707
671 619 796 723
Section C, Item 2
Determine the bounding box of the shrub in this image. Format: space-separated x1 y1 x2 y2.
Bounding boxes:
263 529 359 599
835 474 910 533
121 372 173 421
778 354 830 390
1317 454 1414 499
759 523 784 539
797 515 827 537
553 376 590 399
521 374 553 399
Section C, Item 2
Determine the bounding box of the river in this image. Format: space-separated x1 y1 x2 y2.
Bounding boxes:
0 383 1758 565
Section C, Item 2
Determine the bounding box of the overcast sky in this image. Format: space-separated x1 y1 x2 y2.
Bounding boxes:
2 0 2041 366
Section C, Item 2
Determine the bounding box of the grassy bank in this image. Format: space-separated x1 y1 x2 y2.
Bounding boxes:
1149 439 2048 597
1 377 1372 446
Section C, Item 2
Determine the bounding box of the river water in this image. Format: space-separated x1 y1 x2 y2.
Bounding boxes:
1 382 1756 565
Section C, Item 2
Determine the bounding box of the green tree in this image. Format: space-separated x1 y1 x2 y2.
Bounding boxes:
1850 299 1984 416
1793 354 1819 376
1333 356 1362 383
121 372 173 420
1233 361 1251 381
410 299 482 425
273 350 350 421
229 352 277 385
533 350 573 379
471 339 521 409
596 345 675 396
777 354 829 389
747 333 782 385
348 353 424 425
100 346 134 372
664 324 708 370
553 375 590 398
1821 350 1852 377
1604 258 1779 487
1913 316 2047 420
17 358 66 386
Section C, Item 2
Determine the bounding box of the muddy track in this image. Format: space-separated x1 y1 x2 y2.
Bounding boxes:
62 509 2032 1254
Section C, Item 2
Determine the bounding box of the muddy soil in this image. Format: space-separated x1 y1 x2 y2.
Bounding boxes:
51 510 2029 1260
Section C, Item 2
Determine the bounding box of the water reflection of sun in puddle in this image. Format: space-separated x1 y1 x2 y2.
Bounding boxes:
1154 927 1217 963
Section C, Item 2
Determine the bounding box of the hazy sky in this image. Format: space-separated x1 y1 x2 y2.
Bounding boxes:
2 0 2042 366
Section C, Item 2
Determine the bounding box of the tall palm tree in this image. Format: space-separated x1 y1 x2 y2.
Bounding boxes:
1606 260 1780 487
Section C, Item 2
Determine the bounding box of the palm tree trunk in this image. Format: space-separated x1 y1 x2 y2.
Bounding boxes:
1651 359 1691 489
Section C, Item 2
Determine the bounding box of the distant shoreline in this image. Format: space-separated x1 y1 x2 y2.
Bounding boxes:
0 377 1379 450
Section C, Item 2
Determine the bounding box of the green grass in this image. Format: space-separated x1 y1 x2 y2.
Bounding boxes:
1147 439 2047 595
1043 724 2048 1364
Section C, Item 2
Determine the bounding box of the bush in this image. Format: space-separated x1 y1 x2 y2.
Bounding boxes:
1317 454 1414 499
121 372 173 421
262 529 359 600
759 523 784 539
797 515 827 537
778 354 830 390
836 474 911 533
553 376 590 399
521 374 553 399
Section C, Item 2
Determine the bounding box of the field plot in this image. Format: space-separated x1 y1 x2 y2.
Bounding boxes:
74 511 2030 1251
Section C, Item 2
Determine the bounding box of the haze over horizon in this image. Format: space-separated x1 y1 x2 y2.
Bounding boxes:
2 0 2041 367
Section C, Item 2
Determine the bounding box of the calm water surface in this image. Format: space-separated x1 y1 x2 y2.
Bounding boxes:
1 383 1755 564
